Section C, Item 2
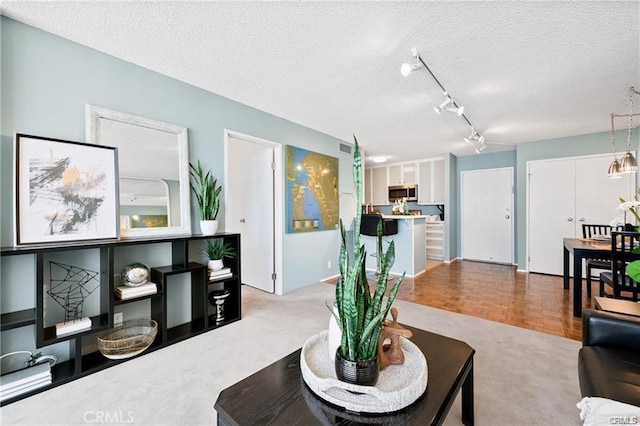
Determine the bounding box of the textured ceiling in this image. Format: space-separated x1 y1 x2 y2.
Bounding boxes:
2 1 639 165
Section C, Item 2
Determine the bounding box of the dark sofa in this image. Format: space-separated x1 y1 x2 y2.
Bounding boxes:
578 309 640 407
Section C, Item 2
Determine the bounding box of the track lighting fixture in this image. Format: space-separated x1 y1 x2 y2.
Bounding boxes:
401 47 483 153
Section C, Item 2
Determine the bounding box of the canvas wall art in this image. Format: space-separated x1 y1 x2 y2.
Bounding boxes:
285 145 339 233
15 134 118 245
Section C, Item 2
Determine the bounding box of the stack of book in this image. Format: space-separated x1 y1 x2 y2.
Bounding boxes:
0 363 52 402
115 283 157 300
209 267 232 281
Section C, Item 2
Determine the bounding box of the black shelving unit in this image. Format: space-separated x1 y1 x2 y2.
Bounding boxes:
0 233 242 406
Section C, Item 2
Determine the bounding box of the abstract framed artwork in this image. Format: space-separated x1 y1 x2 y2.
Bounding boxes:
15 133 119 245
285 145 339 233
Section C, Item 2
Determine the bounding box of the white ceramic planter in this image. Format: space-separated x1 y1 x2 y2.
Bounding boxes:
200 220 219 236
208 259 224 271
327 303 342 361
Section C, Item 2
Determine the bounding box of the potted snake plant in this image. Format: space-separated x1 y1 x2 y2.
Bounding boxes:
329 137 405 386
190 160 222 236
203 239 237 271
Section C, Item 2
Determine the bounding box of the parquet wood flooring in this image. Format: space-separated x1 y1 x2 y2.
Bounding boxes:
392 260 588 341
330 259 592 341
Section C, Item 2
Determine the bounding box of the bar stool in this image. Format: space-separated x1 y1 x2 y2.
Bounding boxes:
360 214 398 279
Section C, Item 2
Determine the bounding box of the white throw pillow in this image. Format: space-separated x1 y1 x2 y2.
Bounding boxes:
577 397 640 426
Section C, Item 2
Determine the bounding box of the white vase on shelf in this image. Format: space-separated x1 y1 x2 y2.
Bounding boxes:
200 220 218 236
208 259 224 272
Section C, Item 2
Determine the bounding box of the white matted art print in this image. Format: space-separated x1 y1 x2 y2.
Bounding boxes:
15 133 119 245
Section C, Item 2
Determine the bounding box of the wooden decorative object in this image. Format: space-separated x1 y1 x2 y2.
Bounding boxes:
377 307 413 370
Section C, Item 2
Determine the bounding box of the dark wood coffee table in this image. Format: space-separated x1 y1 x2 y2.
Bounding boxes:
595 296 640 317
215 325 475 425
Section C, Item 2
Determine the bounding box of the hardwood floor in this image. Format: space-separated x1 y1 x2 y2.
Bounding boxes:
377 259 592 341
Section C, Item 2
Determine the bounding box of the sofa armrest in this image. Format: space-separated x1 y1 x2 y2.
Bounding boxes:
582 308 640 352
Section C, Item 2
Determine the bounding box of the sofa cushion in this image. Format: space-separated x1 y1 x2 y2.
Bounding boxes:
579 346 640 407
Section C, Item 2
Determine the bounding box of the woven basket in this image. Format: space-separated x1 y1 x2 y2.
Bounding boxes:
97 319 157 360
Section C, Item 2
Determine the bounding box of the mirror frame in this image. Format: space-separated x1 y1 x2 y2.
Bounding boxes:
85 104 191 238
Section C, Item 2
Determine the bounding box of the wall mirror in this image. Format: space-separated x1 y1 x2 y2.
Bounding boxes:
85 104 191 238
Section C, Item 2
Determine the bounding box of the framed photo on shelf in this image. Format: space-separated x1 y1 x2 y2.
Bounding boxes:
15 133 119 245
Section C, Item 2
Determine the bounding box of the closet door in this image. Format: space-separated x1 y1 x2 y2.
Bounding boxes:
528 154 633 276
575 156 632 226
528 158 575 275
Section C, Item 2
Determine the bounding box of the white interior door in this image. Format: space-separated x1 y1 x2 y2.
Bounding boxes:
528 159 576 275
226 133 277 293
461 168 514 264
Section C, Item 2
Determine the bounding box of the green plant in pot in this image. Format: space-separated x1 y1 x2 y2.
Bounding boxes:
203 239 236 271
329 137 405 386
190 160 222 236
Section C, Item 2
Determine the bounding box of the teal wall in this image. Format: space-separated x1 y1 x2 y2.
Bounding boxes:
0 17 351 294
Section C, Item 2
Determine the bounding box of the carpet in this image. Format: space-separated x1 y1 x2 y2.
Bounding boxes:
0 283 583 425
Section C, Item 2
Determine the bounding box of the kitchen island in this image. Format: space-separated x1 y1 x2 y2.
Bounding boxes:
362 214 426 277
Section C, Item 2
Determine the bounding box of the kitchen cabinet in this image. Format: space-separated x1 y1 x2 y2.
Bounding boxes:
0 233 241 405
370 166 389 205
418 158 445 205
364 168 372 205
389 163 417 186
425 221 445 260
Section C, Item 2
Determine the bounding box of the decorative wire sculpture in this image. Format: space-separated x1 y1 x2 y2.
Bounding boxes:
47 261 100 323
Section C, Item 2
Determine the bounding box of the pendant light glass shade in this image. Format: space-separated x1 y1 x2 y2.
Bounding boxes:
620 151 638 173
608 158 623 178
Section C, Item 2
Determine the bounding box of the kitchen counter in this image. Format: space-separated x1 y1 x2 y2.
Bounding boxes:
362 215 426 277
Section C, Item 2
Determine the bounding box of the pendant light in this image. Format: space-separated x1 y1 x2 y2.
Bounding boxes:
608 113 623 178
620 87 638 174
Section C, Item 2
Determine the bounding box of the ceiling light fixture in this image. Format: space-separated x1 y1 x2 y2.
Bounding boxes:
619 87 640 174
401 47 483 153
608 113 623 179
371 155 389 164
609 87 640 177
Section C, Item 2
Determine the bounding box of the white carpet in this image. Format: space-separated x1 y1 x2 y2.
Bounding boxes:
0 283 583 425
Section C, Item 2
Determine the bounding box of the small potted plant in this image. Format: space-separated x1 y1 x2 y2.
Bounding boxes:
203 239 236 271
329 137 405 386
190 160 222 236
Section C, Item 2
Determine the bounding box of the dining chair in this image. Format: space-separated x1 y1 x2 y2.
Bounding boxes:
599 231 640 301
583 224 616 298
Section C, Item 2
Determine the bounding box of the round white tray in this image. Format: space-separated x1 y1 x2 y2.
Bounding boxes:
300 330 428 414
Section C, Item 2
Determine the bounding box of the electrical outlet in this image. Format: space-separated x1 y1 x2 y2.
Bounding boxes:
327 260 331 269
114 312 123 325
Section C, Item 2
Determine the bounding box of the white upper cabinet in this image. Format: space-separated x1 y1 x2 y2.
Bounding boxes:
370 166 389 205
417 158 445 205
388 163 417 186
364 168 372 205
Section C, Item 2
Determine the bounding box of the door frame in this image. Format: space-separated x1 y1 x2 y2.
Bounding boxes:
460 167 514 264
224 129 284 295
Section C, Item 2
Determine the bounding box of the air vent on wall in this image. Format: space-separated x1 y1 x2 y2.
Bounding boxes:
339 143 351 154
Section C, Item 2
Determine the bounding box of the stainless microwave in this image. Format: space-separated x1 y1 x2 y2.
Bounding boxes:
388 185 418 202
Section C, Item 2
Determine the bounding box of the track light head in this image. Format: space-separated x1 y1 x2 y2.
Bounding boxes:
400 47 422 77
446 104 464 116
434 92 452 114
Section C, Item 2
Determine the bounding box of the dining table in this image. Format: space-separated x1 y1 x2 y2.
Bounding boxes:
563 237 611 317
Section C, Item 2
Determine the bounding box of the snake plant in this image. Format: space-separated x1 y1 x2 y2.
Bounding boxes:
329 136 405 362
189 160 222 221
